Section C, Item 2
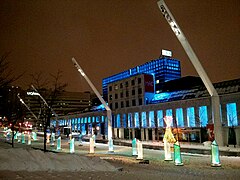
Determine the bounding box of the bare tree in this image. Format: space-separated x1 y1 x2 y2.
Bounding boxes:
0 52 23 88
30 70 67 152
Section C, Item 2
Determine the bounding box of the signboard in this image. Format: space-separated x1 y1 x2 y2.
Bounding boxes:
162 49 172 57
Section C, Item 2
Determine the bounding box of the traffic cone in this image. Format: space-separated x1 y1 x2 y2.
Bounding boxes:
211 140 221 167
132 138 138 156
174 141 183 166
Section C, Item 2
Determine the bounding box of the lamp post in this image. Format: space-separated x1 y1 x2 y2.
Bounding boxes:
72 57 113 152
157 0 223 146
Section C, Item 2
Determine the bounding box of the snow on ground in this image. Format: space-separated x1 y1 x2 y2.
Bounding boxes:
0 147 116 172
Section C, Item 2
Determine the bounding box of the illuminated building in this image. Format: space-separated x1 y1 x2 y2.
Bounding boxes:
102 53 181 100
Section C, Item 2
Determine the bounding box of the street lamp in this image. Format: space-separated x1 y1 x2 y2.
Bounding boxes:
157 0 223 146
72 57 113 152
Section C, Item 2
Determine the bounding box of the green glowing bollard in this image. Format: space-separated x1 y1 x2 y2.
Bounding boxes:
21 133 25 144
14 132 18 140
211 140 221 167
50 134 55 147
132 138 137 156
32 132 37 141
174 141 183 166
57 137 61 150
108 138 114 153
70 138 75 153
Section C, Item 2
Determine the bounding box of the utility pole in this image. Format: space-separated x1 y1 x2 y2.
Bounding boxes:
157 0 223 146
72 57 113 152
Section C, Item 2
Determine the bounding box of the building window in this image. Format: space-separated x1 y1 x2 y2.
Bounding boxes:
187 107 195 127
138 78 141 84
121 101 124 108
131 79 135 86
156 80 160 84
134 112 140 128
115 102 118 109
132 99 136 106
166 109 173 127
199 106 208 127
128 113 132 128
132 89 135 95
138 88 142 94
109 94 112 100
120 83 123 88
157 110 163 127
116 114 121 128
123 114 127 128
114 85 118 90
139 98 142 106
115 93 118 99
120 92 123 98
149 111 155 128
110 103 112 109
109 86 112 91
141 112 147 128
126 100 129 107
125 81 128 87
126 90 129 97
176 108 184 127
226 103 238 126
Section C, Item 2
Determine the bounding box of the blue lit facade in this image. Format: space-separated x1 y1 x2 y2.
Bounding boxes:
102 57 181 100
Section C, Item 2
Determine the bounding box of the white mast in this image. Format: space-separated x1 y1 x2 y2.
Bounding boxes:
157 0 223 146
71 57 113 147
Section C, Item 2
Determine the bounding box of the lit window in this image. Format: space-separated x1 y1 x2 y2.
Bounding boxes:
226 103 238 126
199 106 208 127
166 109 173 127
156 80 160 84
134 112 140 128
149 111 155 128
187 107 195 127
157 110 163 127
176 108 184 127
141 112 147 128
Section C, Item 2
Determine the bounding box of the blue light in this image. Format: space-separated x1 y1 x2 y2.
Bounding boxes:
166 109 173 127
199 106 208 127
149 111 155 128
141 112 147 128
176 108 184 127
134 112 140 128
187 107 195 127
226 103 238 126
157 110 164 127
152 92 171 101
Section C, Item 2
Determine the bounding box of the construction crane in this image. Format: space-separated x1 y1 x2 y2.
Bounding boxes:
157 0 223 146
72 57 113 151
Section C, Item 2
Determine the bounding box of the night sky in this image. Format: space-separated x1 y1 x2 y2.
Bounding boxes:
0 0 239 93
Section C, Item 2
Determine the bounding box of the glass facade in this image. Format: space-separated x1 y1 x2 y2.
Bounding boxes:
166 109 173 127
134 112 140 128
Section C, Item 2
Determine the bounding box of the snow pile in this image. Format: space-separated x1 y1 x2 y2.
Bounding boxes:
0 148 116 172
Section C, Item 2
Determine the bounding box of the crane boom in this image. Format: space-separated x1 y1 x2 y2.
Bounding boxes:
72 57 113 144
157 0 223 146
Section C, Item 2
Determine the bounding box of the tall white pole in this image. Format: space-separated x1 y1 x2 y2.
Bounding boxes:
157 0 223 146
72 57 113 150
